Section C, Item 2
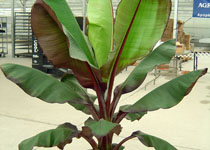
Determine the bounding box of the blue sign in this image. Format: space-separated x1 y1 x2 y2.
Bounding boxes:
193 0 210 18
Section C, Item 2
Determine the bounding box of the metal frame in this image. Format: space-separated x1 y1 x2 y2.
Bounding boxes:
173 0 179 40
0 17 8 57
13 12 32 57
12 0 15 57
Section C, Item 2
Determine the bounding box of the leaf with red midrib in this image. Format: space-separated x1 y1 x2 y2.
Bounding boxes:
31 0 105 89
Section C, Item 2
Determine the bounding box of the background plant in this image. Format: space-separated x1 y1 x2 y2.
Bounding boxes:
0 0 207 150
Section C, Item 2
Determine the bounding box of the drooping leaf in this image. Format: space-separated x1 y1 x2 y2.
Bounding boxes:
120 69 207 121
0 63 87 104
115 40 176 95
88 0 113 67
114 0 171 72
42 0 96 66
132 131 177 150
19 123 79 150
31 0 104 89
84 118 121 137
1 64 101 117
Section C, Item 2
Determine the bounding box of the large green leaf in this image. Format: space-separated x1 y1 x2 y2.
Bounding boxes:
132 131 177 150
114 0 171 72
19 123 79 150
88 0 113 67
31 0 105 89
43 0 96 66
115 39 176 95
111 40 175 119
31 1 74 69
120 69 207 121
0 64 88 104
84 118 121 137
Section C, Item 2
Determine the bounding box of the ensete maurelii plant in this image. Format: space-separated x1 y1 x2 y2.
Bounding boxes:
1 0 207 149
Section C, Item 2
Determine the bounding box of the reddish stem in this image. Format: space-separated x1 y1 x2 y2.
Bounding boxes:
115 112 128 124
113 135 135 150
85 62 107 119
82 135 98 150
109 90 121 120
85 104 100 121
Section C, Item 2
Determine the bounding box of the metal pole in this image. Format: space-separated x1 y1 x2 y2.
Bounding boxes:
82 0 87 34
11 0 15 57
173 0 179 40
173 0 179 75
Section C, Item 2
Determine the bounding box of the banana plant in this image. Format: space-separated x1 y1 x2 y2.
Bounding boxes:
1 0 207 150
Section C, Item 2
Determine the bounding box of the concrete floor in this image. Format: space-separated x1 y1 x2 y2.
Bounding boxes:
0 47 210 150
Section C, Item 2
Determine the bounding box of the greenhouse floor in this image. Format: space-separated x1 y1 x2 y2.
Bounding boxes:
0 47 210 150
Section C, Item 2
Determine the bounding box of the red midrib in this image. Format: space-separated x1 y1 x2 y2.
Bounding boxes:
107 0 142 114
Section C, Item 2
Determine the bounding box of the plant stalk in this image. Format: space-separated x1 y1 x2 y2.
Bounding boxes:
82 135 98 150
85 62 107 119
115 112 128 124
106 136 112 150
85 104 100 120
109 90 122 120
113 135 135 150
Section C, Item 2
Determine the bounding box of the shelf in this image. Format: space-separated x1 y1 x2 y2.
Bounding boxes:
0 17 8 57
14 12 32 57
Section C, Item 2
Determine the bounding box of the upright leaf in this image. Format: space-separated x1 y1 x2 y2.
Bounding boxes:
88 0 113 67
43 0 96 66
31 0 104 89
119 69 207 121
132 131 177 150
105 0 172 106
114 0 171 72
31 1 73 69
19 123 79 150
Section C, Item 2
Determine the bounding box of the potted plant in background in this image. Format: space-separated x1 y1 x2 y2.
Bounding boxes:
1 0 207 149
